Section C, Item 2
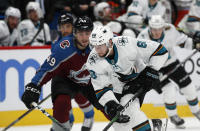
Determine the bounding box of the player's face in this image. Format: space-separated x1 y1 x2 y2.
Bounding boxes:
94 44 108 57
59 23 73 37
103 7 112 20
75 30 91 49
28 10 39 22
150 28 163 39
7 16 19 29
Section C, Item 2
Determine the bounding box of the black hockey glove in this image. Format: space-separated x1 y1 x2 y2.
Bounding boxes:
125 66 161 94
137 66 160 92
21 83 41 109
193 31 200 50
105 100 130 123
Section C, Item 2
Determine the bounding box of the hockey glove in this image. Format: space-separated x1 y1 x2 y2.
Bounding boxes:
21 83 41 109
193 31 200 50
105 100 130 123
126 66 160 93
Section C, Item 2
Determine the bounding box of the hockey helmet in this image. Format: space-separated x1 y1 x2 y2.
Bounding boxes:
74 16 93 32
149 15 165 29
26 2 43 18
94 2 110 19
5 7 21 19
58 13 73 25
89 25 113 47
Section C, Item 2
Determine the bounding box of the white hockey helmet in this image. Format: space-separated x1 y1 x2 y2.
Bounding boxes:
149 15 165 29
89 25 113 47
126 15 144 30
94 2 110 19
26 2 43 18
106 21 122 34
5 7 21 19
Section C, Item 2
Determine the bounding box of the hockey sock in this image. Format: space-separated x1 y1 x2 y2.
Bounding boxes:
74 93 94 118
162 82 178 116
181 83 200 113
165 102 178 117
53 94 71 123
69 109 74 127
132 120 151 131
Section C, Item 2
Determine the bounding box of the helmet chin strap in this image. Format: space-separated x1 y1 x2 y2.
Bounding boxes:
105 45 113 57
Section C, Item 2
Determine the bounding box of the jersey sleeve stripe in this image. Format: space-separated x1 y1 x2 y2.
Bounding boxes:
187 16 200 22
127 12 138 17
151 44 168 57
95 86 113 100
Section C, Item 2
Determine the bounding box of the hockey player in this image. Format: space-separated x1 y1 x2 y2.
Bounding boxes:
17 2 51 46
50 13 96 131
86 25 169 131
138 15 200 128
0 7 21 46
178 0 200 35
93 2 137 38
127 0 171 24
21 16 103 131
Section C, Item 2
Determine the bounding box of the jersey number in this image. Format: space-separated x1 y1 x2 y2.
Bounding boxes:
47 56 56 66
20 29 28 37
137 41 147 48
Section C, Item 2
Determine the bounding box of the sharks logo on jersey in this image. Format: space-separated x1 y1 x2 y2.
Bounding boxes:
88 53 98 65
117 37 128 46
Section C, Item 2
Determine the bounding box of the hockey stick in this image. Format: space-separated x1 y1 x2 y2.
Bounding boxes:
103 50 199 131
164 118 168 131
31 102 67 131
2 93 51 131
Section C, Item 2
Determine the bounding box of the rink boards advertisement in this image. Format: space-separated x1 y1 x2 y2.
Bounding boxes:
0 46 200 126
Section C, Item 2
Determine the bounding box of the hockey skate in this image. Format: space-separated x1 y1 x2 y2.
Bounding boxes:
152 119 162 131
170 115 185 129
193 110 200 121
81 117 94 131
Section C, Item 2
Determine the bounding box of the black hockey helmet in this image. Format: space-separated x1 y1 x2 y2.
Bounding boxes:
58 12 73 25
74 16 93 32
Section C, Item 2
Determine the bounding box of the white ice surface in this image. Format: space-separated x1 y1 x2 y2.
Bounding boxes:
1 117 200 131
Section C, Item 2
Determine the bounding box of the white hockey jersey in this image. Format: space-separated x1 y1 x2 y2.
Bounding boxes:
138 23 193 66
127 0 169 22
178 1 200 34
17 19 51 46
86 36 168 106
0 20 18 46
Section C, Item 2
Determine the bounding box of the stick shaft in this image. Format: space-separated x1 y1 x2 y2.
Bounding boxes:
2 94 51 131
32 102 67 131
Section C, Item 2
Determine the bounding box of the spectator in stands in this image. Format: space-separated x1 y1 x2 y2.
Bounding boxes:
17 1 51 46
0 7 21 46
72 0 97 20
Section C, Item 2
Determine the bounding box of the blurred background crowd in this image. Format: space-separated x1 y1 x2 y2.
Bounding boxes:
0 0 199 47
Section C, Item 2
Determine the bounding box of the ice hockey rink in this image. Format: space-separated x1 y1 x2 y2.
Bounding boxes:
1 117 199 131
